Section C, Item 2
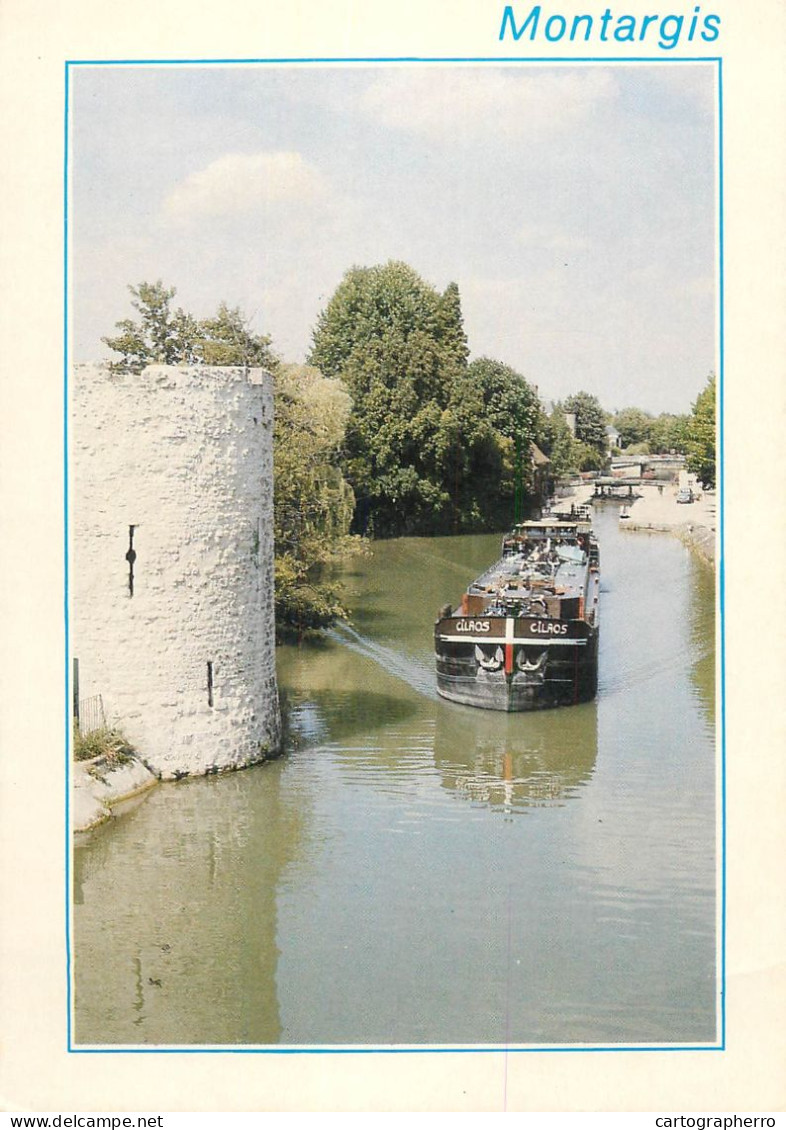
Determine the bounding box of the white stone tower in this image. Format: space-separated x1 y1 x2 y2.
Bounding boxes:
70 364 281 778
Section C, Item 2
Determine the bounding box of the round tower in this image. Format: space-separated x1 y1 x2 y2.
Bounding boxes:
70 363 281 778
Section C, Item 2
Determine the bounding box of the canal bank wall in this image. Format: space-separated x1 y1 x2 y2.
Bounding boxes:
73 754 159 833
676 521 716 565
618 483 717 566
557 480 716 566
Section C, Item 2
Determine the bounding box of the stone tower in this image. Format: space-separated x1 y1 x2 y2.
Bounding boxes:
70 364 281 778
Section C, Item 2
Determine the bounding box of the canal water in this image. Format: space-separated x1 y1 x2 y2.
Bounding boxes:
72 507 717 1047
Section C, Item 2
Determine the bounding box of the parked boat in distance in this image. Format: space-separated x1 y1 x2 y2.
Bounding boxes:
434 505 600 712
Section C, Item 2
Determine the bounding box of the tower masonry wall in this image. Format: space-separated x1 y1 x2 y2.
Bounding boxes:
71 363 281 778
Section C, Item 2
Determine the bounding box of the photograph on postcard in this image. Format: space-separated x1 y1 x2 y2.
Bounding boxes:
67 61 720 1049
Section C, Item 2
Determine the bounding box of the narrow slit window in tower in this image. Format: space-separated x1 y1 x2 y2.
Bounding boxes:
125 525 137 596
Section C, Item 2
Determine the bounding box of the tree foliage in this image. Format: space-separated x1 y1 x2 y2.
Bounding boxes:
102 281 278 372
537 400 613 478
467 357 541 442
574 442 608 471
466 357 544 519
536 406 578 481
310 262 542 536
562 391 608 454
613 406 654 449
648 412 689 454
273 364 357 635
685 374 716 488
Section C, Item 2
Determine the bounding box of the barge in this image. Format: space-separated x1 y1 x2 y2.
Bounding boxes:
434 507 600 711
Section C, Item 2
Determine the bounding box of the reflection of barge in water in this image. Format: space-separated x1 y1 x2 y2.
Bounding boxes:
433 697 598 812
434 507 600 712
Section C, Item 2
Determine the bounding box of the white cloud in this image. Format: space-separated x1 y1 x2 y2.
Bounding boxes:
73 66 713 410
359 67 618 143
162 151 328 223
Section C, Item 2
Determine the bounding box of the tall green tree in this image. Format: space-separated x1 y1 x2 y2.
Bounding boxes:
613 406 654 449
102 281 199 371
562 391 608 454
432 373 508 531
467 357 541 442
685 374 716 488
466 357 542 518
310 261 520 536
310 261 446 396
435 280 470 370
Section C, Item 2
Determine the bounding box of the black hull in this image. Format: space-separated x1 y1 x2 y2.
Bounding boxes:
435 624 599 713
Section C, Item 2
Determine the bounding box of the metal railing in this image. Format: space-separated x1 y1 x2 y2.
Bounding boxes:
75 693 106 735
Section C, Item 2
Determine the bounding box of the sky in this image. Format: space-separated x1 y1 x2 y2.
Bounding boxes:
70 63 717 414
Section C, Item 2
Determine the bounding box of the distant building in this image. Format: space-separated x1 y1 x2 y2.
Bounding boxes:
540 399 576 437
605 424 620 452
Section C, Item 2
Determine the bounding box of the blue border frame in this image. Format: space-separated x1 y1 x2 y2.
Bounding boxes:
64 54 725 1056
64 60 73 1049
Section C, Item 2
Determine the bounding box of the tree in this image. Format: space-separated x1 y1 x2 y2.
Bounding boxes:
685 374 716 488
103 281 277 372
310 261 445 396
310 263 548 535
197 302 278 368
102 282 198 371
435 280 470 371
613 406 653 449
273 365 356 634
649 412 689 454
573 441 606 472
562 391 608 454
537 406 579 482
432 373 508 530
467 357 540 442
310 262 515 536
466 357 542 520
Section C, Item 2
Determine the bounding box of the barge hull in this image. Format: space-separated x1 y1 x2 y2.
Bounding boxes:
435 632 598 712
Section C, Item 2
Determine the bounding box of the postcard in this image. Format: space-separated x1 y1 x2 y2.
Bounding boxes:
0 0 783 1115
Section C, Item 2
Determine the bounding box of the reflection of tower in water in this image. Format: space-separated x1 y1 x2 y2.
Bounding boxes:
432 698 598 813
74 762 304 1045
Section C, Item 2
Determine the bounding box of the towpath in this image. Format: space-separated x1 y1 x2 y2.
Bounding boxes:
556 479 717 565
619 481 717 564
